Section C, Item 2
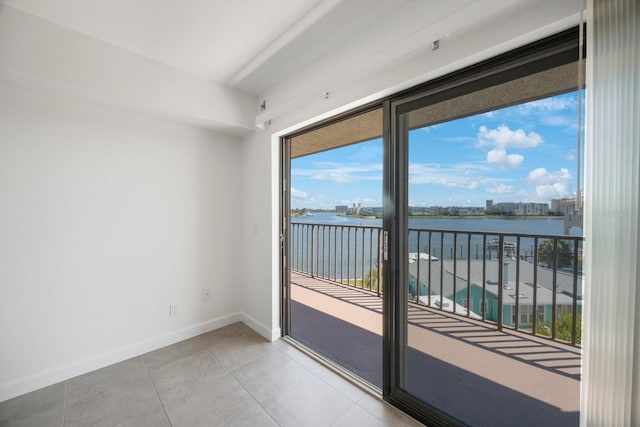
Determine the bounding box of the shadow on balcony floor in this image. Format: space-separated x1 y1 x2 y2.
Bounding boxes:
289 271 580 427
291 300 383 388
293 272 581 381
404 347 579 427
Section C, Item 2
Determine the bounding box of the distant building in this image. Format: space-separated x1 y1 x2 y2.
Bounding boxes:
409 206 447 215
335 205 348 213
449 206 485 215
408 258 582 329
486 200 549 216
361 206 383 215
550 197 582 215
408 206 483 216
346 202 362 215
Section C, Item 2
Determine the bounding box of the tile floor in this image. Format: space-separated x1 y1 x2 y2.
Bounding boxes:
0 322 424 427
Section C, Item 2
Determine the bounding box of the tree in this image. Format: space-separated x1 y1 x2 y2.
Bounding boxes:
363 267 381 293
538 239 573 268
536 313 582 345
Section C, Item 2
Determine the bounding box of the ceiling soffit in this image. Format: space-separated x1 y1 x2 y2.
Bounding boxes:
290 107 383 158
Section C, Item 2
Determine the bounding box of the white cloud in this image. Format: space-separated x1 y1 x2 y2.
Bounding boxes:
486 149 524 169
349 145 383 162
540 115 576 127
311 171 352 183
477 125 543 149
409 163 482 189
527 167 572 200
477 125 542 170
521 96 577 112
421 123 442 134
313 195 334 209
527 167 570 184
291 188 308 200
292 162 382 184
341 197 380 206
487 184 516 194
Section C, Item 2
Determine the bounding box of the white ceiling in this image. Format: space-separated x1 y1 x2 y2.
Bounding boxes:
1 0 319 90
1 0 583 133
0 0 425 95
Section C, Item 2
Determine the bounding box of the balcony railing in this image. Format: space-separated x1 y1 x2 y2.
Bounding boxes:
290 222 584 346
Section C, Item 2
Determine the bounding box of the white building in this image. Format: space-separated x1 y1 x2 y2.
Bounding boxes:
489 201 549 216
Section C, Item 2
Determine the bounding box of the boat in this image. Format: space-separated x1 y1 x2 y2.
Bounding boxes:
486 239 517 256
409 252 439 262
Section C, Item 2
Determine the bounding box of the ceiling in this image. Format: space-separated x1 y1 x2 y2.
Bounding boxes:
0 0 583 135
1 0 417 95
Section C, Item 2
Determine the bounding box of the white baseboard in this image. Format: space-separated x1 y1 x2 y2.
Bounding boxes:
240 312 281 342
0 312 244 403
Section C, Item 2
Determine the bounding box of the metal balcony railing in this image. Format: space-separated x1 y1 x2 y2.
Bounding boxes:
290 222 584 347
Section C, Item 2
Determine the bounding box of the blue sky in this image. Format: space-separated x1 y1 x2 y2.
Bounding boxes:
291 91 582 209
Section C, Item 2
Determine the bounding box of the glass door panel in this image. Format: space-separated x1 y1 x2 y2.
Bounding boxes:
390 30 584 426
284 107 385 388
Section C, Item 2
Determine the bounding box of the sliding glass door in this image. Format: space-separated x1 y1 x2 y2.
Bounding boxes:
282 107 385 389
386 28 584 426
282 27 584 427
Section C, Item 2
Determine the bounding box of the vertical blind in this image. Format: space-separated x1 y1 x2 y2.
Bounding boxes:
583 0 640 426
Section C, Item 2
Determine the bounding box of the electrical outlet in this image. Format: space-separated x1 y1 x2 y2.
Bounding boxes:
170 304 177 316
202 289 211 301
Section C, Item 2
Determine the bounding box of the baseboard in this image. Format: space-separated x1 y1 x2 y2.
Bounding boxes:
0 312 243 403
239 312 281 342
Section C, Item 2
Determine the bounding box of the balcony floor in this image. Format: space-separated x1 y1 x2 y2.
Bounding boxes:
290 271 581 427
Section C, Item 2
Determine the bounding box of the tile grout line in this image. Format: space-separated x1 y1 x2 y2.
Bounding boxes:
276 338 424 426
272 339 378 424
278 337 380 397
222 350 283 427
141 358 174 427
62 380 68 427
199 335 283 425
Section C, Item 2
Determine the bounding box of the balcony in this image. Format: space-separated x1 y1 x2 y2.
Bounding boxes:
289 222 582 427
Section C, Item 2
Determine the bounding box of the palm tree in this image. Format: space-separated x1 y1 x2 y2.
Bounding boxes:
538 239 573 268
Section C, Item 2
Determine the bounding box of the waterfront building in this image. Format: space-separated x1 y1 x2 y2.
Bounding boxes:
361 206 383 216
486 200 549 216
551 197 584 215
449 206 485 216
408 258 582 328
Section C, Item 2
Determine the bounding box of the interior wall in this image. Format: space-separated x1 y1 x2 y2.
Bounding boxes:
0 5 256 135
0 83 243 401
239 127 282 341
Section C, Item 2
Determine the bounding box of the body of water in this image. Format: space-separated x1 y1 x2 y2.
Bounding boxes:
290 212 582 277
292 211 569 235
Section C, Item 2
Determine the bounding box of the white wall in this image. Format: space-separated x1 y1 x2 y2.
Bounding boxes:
0 5 256 136
239 127 282 341
0 83 243 401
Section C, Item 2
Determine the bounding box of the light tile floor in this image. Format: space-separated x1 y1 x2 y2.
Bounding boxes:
0 322 424 427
